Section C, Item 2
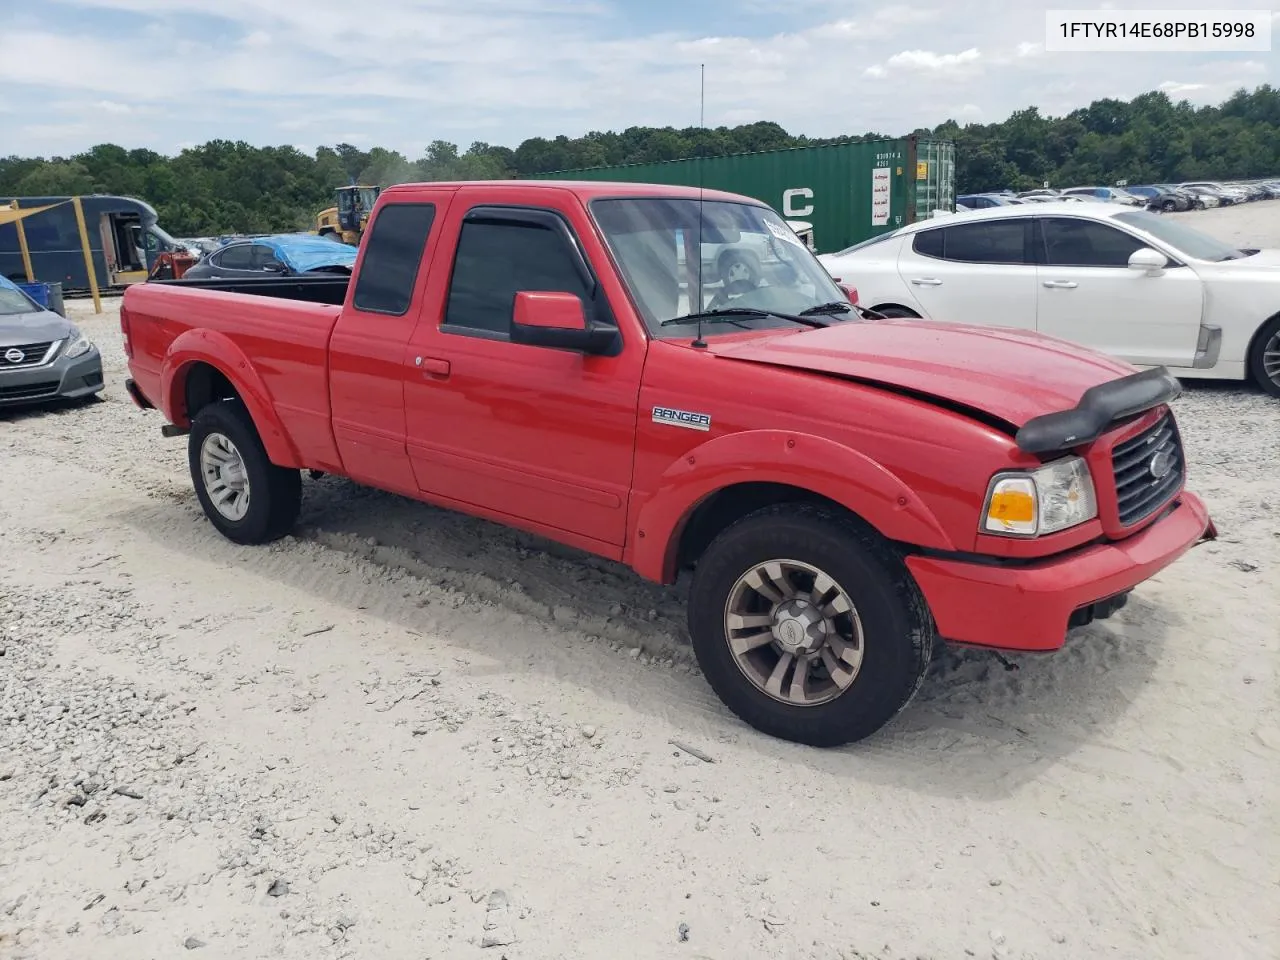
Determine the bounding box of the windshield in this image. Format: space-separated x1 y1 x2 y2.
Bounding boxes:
1113 210 1244 261
0 285 38 316
148 224 181 251
591 197 848 337
831 230 901 256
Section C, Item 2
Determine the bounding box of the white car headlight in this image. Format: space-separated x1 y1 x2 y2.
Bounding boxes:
63 330 92 359
981 456 1097 537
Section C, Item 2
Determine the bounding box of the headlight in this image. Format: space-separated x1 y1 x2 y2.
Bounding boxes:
63 330 92 359
981 456 1097 537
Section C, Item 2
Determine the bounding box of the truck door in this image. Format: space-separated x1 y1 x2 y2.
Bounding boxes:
401 186 645 552
327 191 453 494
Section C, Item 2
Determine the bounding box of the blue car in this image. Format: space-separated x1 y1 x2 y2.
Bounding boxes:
183 233 359 281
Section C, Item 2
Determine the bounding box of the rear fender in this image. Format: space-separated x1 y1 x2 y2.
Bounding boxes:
160 328 302 468
627 429 956 583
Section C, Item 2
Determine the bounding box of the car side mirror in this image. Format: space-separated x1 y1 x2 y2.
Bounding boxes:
262 261 286 273
838 282 858 304
1128 247 1168 275
510 291 616 355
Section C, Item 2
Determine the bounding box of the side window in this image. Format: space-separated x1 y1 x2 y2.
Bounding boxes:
352 202 437 315
250 245 282 271
1041 218 1145 268
917 220 1026 264
912 228 944 258
444 215 592 336
217 244 253 270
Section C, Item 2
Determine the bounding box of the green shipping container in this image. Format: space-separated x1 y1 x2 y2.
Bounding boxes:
535 136 956 255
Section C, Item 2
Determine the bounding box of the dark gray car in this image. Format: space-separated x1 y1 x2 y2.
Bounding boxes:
0 278 104 407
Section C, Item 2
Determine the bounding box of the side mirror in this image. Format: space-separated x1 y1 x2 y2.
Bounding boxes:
510 291 616 355
838 282 859 304
1128 247 1168 275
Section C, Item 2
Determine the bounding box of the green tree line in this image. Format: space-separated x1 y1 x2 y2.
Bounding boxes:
1 85 1275 237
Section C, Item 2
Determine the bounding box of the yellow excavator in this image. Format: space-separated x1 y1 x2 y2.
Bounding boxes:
316 184 381 244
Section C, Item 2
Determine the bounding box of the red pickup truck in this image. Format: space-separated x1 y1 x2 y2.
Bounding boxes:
121 180 1215 746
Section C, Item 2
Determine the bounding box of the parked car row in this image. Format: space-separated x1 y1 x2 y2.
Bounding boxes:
959 178 1280 215
818 202 1280 398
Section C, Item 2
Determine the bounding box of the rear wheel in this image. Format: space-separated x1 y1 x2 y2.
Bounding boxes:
1248 315 1280 398
188 401 301 544
686 504 934 746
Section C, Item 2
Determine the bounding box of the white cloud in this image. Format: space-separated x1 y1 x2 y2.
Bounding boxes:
884 48 982 72
0 0 1273 156
1159 81 1207 95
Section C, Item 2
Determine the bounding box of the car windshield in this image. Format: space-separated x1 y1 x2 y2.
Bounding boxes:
590 197 848 337
831 230 901 256
149 224 180 249
0 284 38 316
1113 210 1246 261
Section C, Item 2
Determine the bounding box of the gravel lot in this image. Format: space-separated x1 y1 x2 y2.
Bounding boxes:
1 202 1277 960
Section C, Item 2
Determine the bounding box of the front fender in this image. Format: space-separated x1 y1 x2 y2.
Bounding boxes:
627 429 956 583
161 328 302 468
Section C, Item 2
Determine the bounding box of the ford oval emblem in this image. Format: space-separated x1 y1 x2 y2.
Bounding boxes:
1148 450 1173 480
4 348 24 364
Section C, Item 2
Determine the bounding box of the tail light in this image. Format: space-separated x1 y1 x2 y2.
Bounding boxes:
120 302 132 358
836 281 859 304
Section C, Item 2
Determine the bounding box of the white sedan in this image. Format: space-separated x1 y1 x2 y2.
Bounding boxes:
818 203 1280 396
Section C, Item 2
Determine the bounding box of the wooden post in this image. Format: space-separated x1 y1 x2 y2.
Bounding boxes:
71 196 102 314
12 201 34 282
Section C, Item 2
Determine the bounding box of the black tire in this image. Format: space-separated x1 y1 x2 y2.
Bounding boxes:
1161 199 1177 212
872 305 921 319
686 503 934 747
188 400 301 544
1247 314 1280 399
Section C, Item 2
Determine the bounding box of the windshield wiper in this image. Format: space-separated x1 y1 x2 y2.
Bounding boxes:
660 307 830 329
799 301 854 317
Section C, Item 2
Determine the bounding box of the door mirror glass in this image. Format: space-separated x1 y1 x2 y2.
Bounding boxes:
510 291 615 354
1128 247 1168 274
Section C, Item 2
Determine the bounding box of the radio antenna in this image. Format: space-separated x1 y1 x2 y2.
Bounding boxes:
692 62 707 349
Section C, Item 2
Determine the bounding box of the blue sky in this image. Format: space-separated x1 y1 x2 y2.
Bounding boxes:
0 0 1274 158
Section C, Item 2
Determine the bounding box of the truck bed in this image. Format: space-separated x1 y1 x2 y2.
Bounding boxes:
147 274 350 306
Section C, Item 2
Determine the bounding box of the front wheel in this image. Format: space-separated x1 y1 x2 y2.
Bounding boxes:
687 504 934 746
1248 315 1280 398
188 401 302 544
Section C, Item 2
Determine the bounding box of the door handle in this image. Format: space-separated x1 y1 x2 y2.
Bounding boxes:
910 278 943 286
415 356 451 377
1042 280 1078 289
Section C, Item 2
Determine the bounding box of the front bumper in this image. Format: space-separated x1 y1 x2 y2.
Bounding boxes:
0 347 104 406
906 491 1214 652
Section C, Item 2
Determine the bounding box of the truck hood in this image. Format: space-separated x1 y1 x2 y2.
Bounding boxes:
706 319 1137 429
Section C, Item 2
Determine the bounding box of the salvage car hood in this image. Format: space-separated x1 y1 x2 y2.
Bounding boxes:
707 318 1138 428
0 309 73 347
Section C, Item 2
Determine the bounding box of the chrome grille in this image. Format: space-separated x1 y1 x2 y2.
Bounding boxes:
0 341 56 370
1111 413 1184 527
